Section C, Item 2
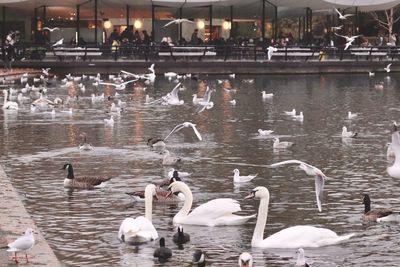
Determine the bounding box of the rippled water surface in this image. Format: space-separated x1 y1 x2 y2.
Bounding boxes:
1 71 400 266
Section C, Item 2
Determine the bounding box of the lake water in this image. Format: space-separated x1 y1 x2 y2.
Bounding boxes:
1 71 400 266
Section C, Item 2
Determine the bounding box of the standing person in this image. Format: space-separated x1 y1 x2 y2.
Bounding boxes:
4 31 15 72
142 30 150 45
190 29 200 45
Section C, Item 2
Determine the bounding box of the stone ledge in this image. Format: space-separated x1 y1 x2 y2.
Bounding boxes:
0 165 61 266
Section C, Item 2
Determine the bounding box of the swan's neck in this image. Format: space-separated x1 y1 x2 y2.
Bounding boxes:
252 196 269 245
175 183 193 220
144 187 154 221
3 91 8 105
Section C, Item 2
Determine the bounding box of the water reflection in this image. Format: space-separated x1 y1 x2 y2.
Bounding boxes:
1 73 400 266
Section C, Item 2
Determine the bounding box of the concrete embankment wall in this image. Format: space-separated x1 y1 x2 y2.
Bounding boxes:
0 165 61 266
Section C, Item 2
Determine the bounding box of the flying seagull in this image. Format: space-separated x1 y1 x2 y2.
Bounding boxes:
163 19 194 27
43 27 60 32
384 63 392 73
332 25 343 31
334 33 362 43
164 122 202 141
268 160 327 212
334 8 354 20
52 38 63 47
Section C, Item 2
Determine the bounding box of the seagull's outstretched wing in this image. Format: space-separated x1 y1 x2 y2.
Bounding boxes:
121 79 138 86
184 122 202 141
387 63 392 69
170 83 181 99
334 32 347 39
203 86 212 102
181 19 194 24
315 174 325 212
163 20 177 27
120 70 140 79
334 8 343 17
99 82 118 87
164 123 185 140
269 159 307 168
148 64 155 73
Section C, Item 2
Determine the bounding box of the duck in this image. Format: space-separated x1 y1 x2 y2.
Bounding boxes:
6 228 35 264
173 226 190 244
62 163 111 189
233 169 257 183
118 184 158 243
362 194 400 222
78 133 93 151
193 250 206 267
245 186 354 248
153 237 172 262
258 129 273 136
2 90 19 110
295 248 310 267
162 150 181 166
238 252 253 267
167 181 255 226
342 126 357 138
273 137 295 150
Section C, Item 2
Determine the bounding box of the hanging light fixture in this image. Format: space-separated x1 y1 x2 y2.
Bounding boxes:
103 19 112 29
134 20 142 29
222 21 231 30
197 20 205 29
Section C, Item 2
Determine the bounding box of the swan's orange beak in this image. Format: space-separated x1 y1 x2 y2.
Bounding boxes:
244 191 256 200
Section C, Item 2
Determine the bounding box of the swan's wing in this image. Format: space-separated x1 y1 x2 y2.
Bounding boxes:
315 175 325 212
189 123 202 141
163 20 176 27
164 123 185 140
187 198 241 220
118 217 157 239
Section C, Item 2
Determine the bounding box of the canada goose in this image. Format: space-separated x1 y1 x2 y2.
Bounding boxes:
62 163 111 189
363 194 400 222
6 228 35 264
238 252 253 267
153 237 172 262
173 226 190 244
193 250 206 267
78 133 93 151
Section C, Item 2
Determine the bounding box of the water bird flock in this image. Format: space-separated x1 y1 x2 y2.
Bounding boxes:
1 56 398 266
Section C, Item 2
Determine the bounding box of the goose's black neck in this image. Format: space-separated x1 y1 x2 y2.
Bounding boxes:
67 165 75 179
363 195 371 214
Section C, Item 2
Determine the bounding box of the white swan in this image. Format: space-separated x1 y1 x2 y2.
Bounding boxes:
245 186 354 248
387 131 400 178
167 181 255 226
118 184 158 243
2 90 19 110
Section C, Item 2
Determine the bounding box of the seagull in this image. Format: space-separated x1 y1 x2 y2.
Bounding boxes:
233 169 257 183
267 46 278 60
331 25 343 31
99 79 137 90
344 40 354 50
295 248 310 267
164 122 202 141
334 8 354 20
348 111 358 119
261 91 273 99
268 159 327 212
258 129 273 136
384 63 392 73
230 99 236 105
163 19 194 27
164 72 178 78
229 73 236 78
168 168 191 178
52 38 63 47
334 33 362 43
284 108 296 116
342 126 357 138
369 71 375 77
6 228 35 264
104 115 114 126
42 68 51 76
292 111 304 122
43 27 60 32
273 137 295 150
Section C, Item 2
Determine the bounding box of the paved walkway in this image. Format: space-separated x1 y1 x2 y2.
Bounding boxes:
0 166 60 266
